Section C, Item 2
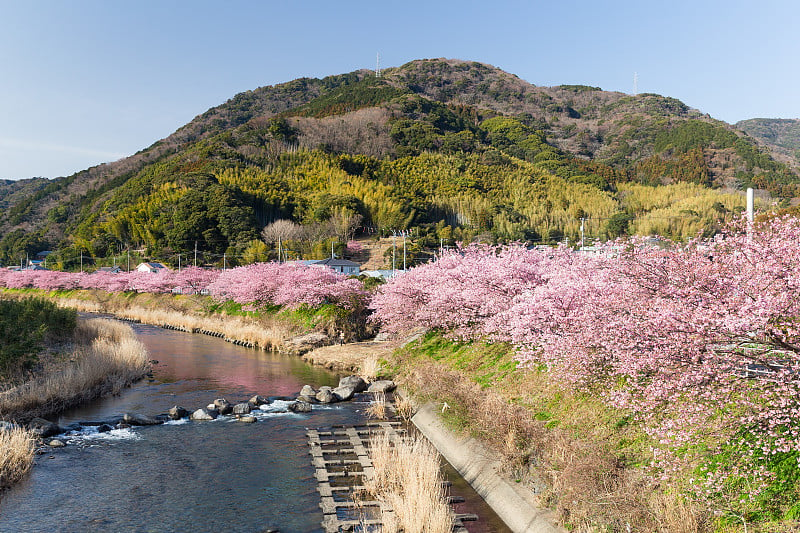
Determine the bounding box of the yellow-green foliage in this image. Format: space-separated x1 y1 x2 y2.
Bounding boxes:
619 182 755 238
65 144 761 261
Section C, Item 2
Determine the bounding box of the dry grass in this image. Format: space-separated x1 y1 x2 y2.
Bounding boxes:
398 359 708 532
365 429 453 533
393 394 415 422
0 426 35 489
360 355 384 381
0 318 150 422
110 306 287 350
366 391 388 419
15 290 293 352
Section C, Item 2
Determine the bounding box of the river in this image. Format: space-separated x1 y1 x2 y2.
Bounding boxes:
0 321 510 532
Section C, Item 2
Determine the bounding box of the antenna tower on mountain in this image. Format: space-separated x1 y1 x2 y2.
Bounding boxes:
376 52 381 78
633 72 638 95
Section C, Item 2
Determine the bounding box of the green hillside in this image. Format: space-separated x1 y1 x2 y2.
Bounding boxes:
737 118 800 163
0 58 796 268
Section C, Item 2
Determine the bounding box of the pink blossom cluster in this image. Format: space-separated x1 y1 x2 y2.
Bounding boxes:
372 218 800 499
0 263 367 310
207 262 367 310
0 266 218 294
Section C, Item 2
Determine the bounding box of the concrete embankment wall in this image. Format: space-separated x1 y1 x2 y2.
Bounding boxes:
412 403 564 533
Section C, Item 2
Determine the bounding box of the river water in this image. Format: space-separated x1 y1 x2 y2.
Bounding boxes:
0 321 510 533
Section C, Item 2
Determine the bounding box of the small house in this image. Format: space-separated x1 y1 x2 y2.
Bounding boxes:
310 258 360 275
136 262 169 273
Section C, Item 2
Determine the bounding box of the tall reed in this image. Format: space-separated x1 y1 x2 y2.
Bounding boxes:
97 306 285 351
365 430 453 533
0 426 35 490
0 319 149 421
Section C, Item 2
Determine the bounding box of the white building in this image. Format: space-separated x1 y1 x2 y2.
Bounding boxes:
136 262 169 273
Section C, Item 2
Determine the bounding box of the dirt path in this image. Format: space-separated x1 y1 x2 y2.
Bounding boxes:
300 338 401 372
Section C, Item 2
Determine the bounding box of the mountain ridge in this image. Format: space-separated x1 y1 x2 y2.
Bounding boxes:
0 58 796 268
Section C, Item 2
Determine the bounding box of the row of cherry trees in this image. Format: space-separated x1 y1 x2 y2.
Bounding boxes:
0 263 367 310
372 217 800 504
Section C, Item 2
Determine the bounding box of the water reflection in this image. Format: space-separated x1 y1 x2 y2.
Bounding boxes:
0 321 510 533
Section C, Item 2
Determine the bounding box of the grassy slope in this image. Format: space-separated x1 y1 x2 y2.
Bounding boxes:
389 332 800 533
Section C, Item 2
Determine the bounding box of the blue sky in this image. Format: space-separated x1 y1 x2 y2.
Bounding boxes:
1 0 798 180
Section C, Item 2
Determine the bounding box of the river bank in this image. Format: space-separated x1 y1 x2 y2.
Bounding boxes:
1 289 562 531
0 303 150 493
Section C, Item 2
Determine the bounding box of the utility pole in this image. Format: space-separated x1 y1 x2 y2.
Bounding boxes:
223 253 226 271
402 231 407 271
194 241 198 267
580 217 586 249
80 251 83 273
331 240 334 259
392 231 396 272
278 237 282 264
178 253 181 272
746 188 754 223
127 249 130 272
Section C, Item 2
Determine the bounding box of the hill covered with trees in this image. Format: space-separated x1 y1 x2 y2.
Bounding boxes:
736 117 800 166
1 58 797 269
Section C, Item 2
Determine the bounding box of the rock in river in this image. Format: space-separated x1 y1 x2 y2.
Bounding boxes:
232 403 251 415
288 401 312 413
191 408 219 421
168 406 189 420
123 413 163 426
367 380 397 393
299 385 316 397
213 399 233 415
315 389 336 404
28 417 63 438
333 386 356 401
249 395 269 407
338 375 367 393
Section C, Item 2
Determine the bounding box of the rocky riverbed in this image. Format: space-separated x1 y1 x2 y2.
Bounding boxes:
9 374 396 452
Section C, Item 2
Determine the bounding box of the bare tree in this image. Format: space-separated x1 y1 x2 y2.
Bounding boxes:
329 207 363 242
261 219 304 243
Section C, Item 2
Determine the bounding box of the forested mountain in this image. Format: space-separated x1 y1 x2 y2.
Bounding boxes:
1 58 798 270
736 117 800 165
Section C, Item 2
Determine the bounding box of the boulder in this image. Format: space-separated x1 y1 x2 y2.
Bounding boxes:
300 385 316 397
123 413 163 426
190 408 219 421
28 417 62 438
284 332 331 354
48 439 66 448
232 403 251 415
97 424 114 433
168 406 189 420
288 401 312 413
367 380 397 393
316 389 336 404
236 416 257 423
332 386 356 401
213 399 233 415
248 395 269 407
297 395 317 404
338 376 367 393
